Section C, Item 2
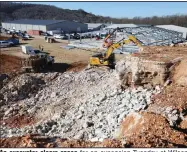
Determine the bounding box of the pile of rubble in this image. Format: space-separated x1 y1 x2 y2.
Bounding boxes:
0 68 159 141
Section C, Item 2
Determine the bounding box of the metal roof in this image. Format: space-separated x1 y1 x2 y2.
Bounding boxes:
105 24 138 29
156 25 187 32
105 24 152 29
2 19 65 25
156 25 187 38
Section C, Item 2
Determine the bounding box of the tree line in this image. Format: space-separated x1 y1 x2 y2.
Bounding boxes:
0 2 187 27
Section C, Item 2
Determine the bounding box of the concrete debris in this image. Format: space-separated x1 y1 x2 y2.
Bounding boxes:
0 68 160 140
115 56 172 86
0 74 46 103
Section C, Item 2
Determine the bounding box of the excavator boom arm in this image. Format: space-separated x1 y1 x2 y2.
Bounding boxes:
104 35 141 59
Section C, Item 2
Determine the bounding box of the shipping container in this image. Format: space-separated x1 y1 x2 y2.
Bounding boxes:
27 30 41 35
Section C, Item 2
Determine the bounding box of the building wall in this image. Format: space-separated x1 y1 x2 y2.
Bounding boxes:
2 23 47 32
2 20 87 33
15 24 21 30
26 25 32 31
46 21 88 33
38 25 46 32
2 23 7 29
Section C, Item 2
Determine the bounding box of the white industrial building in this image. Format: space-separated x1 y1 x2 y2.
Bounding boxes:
2 19 88 33
86 23 110 31
156 25 187 39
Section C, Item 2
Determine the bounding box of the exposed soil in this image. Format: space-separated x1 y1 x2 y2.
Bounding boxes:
0 54 22 74
0 54 87 75
120 112 187 148
150 85 187 112
172 59 187 86
180 116 187 130
0 135 123 148
137 46 187 62
67 62 88 72
2 114 36 128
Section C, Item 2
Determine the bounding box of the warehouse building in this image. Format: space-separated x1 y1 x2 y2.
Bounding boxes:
156 25 187 39
86 23 110 31
2 19 88 33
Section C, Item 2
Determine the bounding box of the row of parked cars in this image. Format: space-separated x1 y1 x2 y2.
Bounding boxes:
0 28 22 48
1 28 32 40
52 33 103 40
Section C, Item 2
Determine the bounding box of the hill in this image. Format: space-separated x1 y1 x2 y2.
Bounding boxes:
0 2 187 27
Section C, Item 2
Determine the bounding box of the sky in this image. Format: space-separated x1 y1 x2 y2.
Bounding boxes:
26 2 187 18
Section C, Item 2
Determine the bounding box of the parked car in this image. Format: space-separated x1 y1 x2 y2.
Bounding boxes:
53 34 66 39
73 34 81 39
0 41 11 48
6 38 19 46
24 34 32 39
17 33 24 37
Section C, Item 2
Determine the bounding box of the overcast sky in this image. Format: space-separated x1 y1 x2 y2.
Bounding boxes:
25 2 187 18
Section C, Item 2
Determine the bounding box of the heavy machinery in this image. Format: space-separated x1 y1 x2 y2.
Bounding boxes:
21 56 47 72
89 35 142 68
21 45 54 72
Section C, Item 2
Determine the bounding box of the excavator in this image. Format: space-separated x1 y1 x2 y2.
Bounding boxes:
89 34 142 68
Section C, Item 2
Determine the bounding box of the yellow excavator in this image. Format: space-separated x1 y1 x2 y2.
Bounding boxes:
89 35 142 68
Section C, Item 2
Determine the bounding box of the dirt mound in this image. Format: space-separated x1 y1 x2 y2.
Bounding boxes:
173 59 187 86
0 54 22 74
138 46 187 62
2 114 35 128
67 62 88 72
0 135 123 148
120 112 187 147
0 136 24 148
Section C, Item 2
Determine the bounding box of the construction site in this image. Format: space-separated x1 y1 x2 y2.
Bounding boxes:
0 24 187 148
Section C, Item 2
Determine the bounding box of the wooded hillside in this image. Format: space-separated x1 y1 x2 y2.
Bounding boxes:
1 2 187 27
